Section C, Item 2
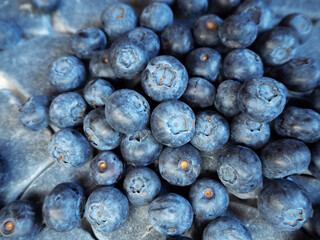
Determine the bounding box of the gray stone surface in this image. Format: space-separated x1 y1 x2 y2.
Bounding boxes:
35 227 95 240
0 89 54 206
0 35 73 100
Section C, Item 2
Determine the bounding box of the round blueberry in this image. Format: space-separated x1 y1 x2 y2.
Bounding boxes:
105 89 150 134
31 0 60 13
0 20 22 50
177 0 208 18
48 56 86 92
123 167 161 206
141 55 188 102
89 49 118 80
83 79 115 108
150 100 196 147
148 193 193 236
48 128 91 168
49 92 87 128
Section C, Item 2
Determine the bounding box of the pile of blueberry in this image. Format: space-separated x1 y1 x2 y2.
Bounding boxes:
1 0 320 239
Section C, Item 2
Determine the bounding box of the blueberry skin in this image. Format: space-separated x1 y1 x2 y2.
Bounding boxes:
148 0 175 5
223 49 264 83
312 87 320 113
237 77 287 122
141 55 188 102
120 129 163 167
127 27 160 61
42 183 85 232
48 56 86 92
83 108 122 151
260 139 311 179
310 142 320 178
109 38 148 80
48 128 92 168
123 167 161 206
258 179 312 231
150 100 196 147
148 193 193 236
177 0 208 18
191 110 229 152
161 24 194 58
312 206 320 237
71 27 107 59
31 0 60 13
218 14 258 49
189 178 229 221
83 79 115 108
256 27 299 66
166 237 192 240
159 144 201 186
49 92 87 128
100 3 137 40
0 200 41 240
85 187 129 233
140 2 173 33
89 151 124 186
89 49 118 80
105 89 150 134
182 77 216 108
280 13 313 44
214 80 241 117
274 107 320 143
193 14 223 47
185 48 221 83
0 158 9 187
217 145 262 193
0 20 22 50
230 113 270 149
19 96 50 131
202 216 252 240
281 58 320 92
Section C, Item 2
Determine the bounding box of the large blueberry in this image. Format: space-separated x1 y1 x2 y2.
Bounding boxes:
177 0 208 18
150 100 196 147
148 193 193 236
105 89 150 134
83 79 115 108
0 20 22 50
89 49 118 80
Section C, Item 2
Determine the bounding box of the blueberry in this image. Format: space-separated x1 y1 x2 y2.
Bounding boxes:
148 193 193 236
161 24 194 58
127 27 160 60
100 3 137 40
19 96 50 131
141 55 188 102
211 0 241 15
281 58 320 92
123 167 161 206
193 14 223 47
85 187 129 233
176 0 208 18
71 27 107 59
0 158 8 187
83 79 114 108
202 216 252 240
189 178 229 221
0 20 22 50
49 92 87 128
83 108 122 151
312 87 320 113
185 47 221 83
89 151 124 186
274 107 320 143
230 113 270 149
48 128 91 168
48 56 86 92
256 27 299 66
312 206 320 237
109 38 148 80
0 200 41 239
120 129 163 167
218 145 262 193
89 49 118 80
258 179 312 231
42 182 85 232
182 77 216 108
280 13 313 44
260 139 311 179
218 14 258 49
214 80 241 117
105 89 150 134
159 144 201 186
31 0 60 13
237 77 287 122
191 110 229 152
148 0 175 5
140 2 173 33
150 100 196 147
223 49 264 83
310 142 320 178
